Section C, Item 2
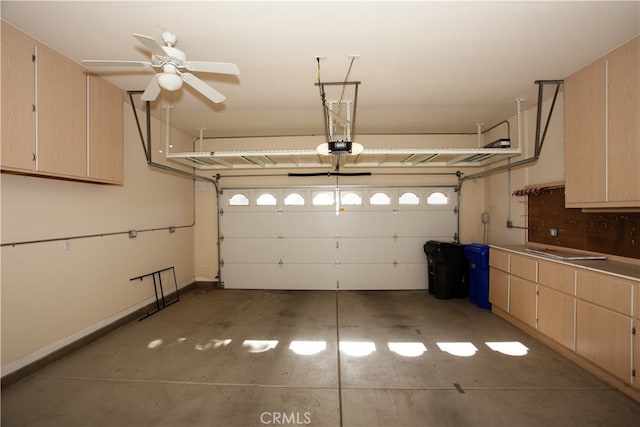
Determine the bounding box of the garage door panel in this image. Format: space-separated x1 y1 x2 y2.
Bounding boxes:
279 211 338 237
335 211 396 237
280 238 337 263
394 238 432 263
337 263 428 290
222 264 282 289
279 264 339 290
222 212 280 238
338 238 395 263
395 211 457 237
221 238 282 263
222 264 337 290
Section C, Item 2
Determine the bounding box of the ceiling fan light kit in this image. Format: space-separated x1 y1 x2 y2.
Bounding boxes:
82 32 239 104
157 71 183 91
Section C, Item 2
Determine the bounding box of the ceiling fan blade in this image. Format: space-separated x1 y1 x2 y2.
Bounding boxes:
82 59 154 68
140 74 161 101
132 33 168 57
181 72 226 103
183 61 240 75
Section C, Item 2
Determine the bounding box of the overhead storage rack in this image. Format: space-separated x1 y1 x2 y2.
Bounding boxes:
166 146 521 170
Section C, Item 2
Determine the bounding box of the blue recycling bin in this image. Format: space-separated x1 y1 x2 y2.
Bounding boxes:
464 243 491 309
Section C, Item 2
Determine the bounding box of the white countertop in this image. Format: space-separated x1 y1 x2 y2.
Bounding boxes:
490 245 640 282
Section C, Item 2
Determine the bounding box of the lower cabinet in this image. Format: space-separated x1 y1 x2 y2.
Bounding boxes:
576 300 633 383
509 275 537 328
538 285 575 350
489 247 639 400
489 267 509 311
634 286 640 391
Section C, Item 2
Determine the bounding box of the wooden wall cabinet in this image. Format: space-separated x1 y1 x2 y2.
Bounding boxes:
1 22 36 172
36 43 87 178
87 75 123 184
564 36 640 208
1 21 123 185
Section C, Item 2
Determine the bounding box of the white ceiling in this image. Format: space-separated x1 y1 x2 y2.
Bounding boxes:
2 1 639 140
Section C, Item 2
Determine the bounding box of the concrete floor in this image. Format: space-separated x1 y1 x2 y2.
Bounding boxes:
2 289 640 426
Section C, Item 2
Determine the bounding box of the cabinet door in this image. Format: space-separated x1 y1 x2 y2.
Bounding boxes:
87 75 123 184
509 276 537 328
538 285 575 350
489 267 509 312
607 36 640 204
1 22 36 171
564 57 607 206
576 300 632 383
36 43 87 178
635 286 639 391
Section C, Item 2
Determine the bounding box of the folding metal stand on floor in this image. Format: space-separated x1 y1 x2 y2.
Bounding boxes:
130 266 179 320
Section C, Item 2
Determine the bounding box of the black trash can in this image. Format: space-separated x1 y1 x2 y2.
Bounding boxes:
423 240 468 299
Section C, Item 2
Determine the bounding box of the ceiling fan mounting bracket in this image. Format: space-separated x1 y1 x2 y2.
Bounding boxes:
162 32 178 47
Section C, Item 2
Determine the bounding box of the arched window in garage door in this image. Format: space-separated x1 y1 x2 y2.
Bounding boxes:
427 191 449 205
256 193 277 206
341 191 362 206
399 192 420 205
229 193 250 206
312 191 335 206
369 192 391 206
284 193 305 206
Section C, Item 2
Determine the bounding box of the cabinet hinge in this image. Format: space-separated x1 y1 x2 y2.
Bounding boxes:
632 327 636 335
32 53 36 62
633 369 636 378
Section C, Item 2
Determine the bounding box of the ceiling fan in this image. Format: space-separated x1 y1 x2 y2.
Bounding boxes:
82 32 239 103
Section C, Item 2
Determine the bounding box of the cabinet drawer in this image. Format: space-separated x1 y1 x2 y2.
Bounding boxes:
576 270 632 316
510 253 537 283
576 300 632 383
635 286 639 320
538 260 575 295
489 248 509 272
489 267 509 312
509 276 537 328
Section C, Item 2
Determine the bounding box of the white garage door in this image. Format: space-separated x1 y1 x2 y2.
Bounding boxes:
220 186 458 290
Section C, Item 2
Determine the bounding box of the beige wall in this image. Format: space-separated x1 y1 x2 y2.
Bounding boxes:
1 101 196 374
483 93 565 246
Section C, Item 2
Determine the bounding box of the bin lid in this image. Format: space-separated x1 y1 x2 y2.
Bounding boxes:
464 243 489 256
